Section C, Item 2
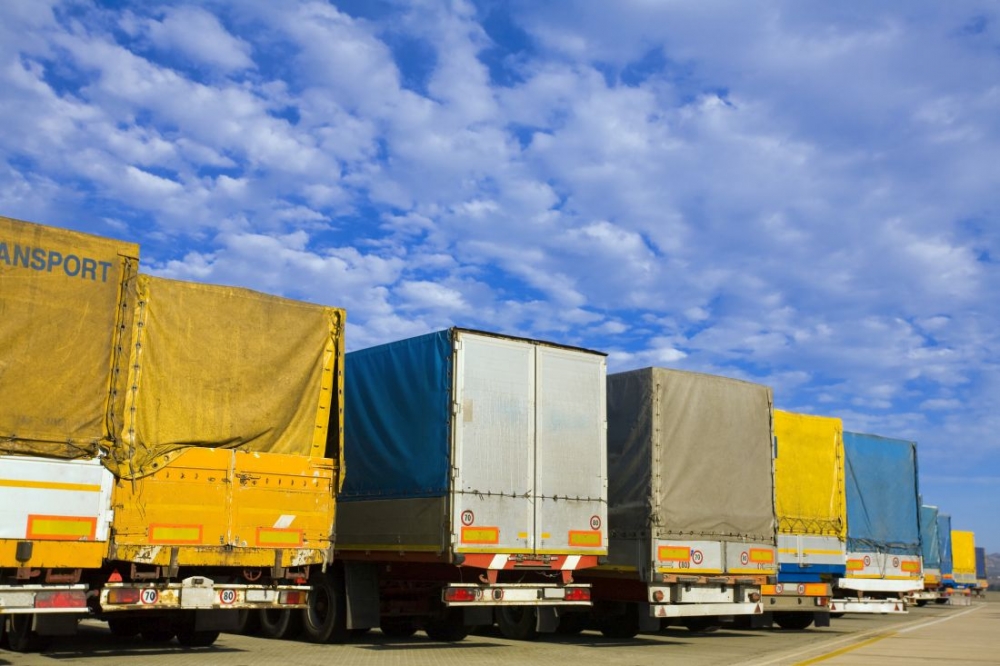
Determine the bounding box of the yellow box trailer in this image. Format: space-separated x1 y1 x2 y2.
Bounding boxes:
951 531 977 587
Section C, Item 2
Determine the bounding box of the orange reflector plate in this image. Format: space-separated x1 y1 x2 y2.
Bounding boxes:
750 548 774 564
26 515 97 541
846 559 864 571
658 546 691 562
148 524 203 544
257 527 303 547
568 530 602 547
461 526 499 544
901 561 921 573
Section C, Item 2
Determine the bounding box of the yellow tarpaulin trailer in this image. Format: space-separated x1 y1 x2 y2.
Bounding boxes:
951 530 977 586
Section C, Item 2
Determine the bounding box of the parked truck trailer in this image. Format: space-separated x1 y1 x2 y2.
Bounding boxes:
573 367 777 637
762 410 842 629
832 433 922 614
908 504 942 606
1 217 344 650
332 328 608 642
974 546 988 597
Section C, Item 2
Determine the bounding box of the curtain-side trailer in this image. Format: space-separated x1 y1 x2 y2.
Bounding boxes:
761 411 843 629
1 217 344 650
832 433 922 614
573 368 777 637
907 504 942 606
332 328 607 642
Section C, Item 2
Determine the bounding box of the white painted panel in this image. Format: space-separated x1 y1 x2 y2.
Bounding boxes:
0 455 114 541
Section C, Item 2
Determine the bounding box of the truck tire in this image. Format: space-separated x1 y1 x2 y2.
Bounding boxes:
231 609 261 635
4 615 49 652
258 609 303 640
380 617 417 638
555 612 588 635
107 616 141 638
773 612 814 630
302 572 349 644
497 607 538 641
597 605 640 639
681 616 721 633
915 600 928 607
423 609 469 642
176 628 220 647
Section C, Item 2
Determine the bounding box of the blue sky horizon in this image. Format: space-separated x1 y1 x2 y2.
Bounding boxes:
2 1 997 551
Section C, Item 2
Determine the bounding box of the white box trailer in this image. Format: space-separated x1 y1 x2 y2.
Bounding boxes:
334 328 607 641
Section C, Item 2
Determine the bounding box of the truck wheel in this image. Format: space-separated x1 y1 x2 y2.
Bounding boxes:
231 609 261 635
773 612 814 630
681 616 721 633
934 598 948 605
555 611 588 635
380 617 418 638
258 609 303 640
423 609 469 642
915 600 928 607
497 607 538 641
302 572 349 644
5 615 49 652
140 621 177 643
107 616 141 638
176 628 220 647
597 605 640 639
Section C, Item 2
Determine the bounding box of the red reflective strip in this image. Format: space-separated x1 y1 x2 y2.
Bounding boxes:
34 590 87 609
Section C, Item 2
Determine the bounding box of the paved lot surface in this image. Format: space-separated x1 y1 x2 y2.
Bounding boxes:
2 598 996 666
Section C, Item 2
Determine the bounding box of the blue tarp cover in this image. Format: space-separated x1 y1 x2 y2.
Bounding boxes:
937 513 953 576
920 505 941 568
843 432 920 555
342 330 452 500
975 547 987 578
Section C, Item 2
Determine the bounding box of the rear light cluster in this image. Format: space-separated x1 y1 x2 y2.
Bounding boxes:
105 589 141 605
35 591 87 609
279 590 306 605
444 587 482 603
564 588 590 602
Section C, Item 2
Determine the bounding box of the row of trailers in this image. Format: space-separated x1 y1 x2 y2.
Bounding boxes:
0 216 983 653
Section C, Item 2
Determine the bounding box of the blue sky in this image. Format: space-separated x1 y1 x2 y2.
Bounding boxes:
1 1 998 551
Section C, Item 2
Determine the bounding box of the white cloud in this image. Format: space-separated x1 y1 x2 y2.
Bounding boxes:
140 6 253 73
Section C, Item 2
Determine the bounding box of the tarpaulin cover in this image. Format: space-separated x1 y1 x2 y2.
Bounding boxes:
607 367 775 543
938 513 953 576
342 330 452 500
975 547 987 579
109 274 344 479
920 505 941 569
773 411 847 538
843 432 920 555
0 216 138 459
951 530 976 576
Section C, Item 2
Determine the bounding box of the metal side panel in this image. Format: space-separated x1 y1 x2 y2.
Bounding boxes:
451 332 535 554
653 539 725 576
229 451 335 561
778 534 846 569
534 347 607 556
0 455 114 569
844 550 922 581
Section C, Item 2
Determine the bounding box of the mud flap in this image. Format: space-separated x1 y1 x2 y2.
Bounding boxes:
464 606 492 626
33 614 78 637
637 604 660 632
193 609 240 632
343 562 380 630
813 612 831 628
536 607 559 633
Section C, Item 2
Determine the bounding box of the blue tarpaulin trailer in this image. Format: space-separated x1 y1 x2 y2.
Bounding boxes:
831 433 922 614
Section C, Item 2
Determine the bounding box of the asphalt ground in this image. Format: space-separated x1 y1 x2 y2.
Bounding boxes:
2 595 996 666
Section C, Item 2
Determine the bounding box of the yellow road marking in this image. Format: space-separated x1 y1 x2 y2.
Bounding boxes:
795 631 896 665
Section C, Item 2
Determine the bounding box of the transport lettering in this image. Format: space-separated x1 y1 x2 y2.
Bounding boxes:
0 241 113 282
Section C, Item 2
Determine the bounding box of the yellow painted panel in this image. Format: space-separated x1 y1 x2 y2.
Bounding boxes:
111 448 334 567
0 479 102 493
773 410 847 539
750 548 775 564
0 539 107 569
